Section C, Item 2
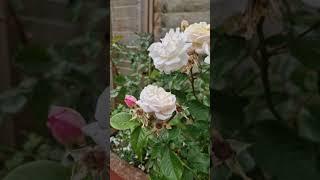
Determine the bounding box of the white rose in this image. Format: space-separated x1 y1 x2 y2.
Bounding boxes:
136 85 176 120
148 28 192 74
184 22 210 54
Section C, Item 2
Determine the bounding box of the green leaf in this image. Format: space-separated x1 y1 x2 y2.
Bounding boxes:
181 168 194 180
3 160 70 180
187 100 209 121
29 80 52 134
5 153 25 170
213 91 247 134
187 147 210 174
227 140 251 155
212 35 246 90
159 148 184 180
236 150 256 172
212 165 232 180
250 121 320 180
290 38 320 71
168 118 181 126
0 90 27 114
15 45 53 74
114 75 126 85
110 112 139 130
130 126 147 160
298 98 320 143
150 70 161 80
168 128 182 141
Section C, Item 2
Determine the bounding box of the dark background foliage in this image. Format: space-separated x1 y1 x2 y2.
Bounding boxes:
211 0 320 179
0 0 108 178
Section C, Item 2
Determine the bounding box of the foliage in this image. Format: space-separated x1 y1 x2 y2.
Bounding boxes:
0 133 65 178
111 33 154 100
111 32 210 179
3 160 70 180
1 1 107 179
211 1 320 180
0 0 106 126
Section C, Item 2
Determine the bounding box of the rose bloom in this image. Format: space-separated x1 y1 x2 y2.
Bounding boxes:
148 28 192 74
184 22 210 54
136 85 176 120
47 106 86 146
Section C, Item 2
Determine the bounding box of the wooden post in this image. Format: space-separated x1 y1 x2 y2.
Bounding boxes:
153 0 162 41
148 0 154 34
141 0 153 33
0 0 15 146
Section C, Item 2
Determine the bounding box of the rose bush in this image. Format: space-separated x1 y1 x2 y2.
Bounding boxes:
111 20 210 180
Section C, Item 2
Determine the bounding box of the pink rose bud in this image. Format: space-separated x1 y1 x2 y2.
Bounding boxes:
124 95 137 108
47 106 86 147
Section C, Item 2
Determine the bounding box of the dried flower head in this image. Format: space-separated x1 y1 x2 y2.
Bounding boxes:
181 47 200 74
180 20 189 31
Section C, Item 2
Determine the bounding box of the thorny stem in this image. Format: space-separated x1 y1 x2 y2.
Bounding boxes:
189 67 199 101
255 17 285 122
71 164 76 180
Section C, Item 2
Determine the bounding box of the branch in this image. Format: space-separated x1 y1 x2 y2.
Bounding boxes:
111 60 119 76
255 17 285 122
7 2 29 44
189 68 199 101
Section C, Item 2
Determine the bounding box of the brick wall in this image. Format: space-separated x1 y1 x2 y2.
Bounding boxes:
110 0 142 44
153 0 210 40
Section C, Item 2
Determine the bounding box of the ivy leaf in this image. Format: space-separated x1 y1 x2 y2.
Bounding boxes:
159 148 184 180
130 126 147 160
187 100 209 121
110 112 139 130
3 160 70 180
